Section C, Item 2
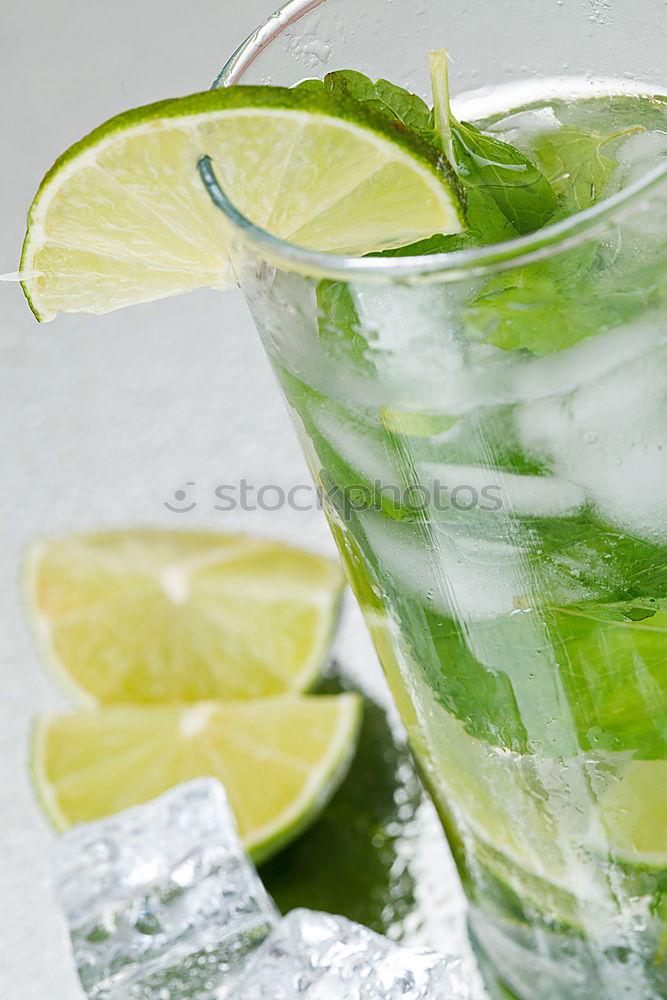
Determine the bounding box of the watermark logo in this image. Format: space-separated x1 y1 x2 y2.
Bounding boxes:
164 482 198 513
164 478 504 516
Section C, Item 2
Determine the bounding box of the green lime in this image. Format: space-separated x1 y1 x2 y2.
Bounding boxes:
26 530 345 705
21 87 465 321
379 407 459 437
32 693 362 863
598 760 667 867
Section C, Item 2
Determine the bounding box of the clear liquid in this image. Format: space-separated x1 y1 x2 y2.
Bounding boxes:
256 86 667 999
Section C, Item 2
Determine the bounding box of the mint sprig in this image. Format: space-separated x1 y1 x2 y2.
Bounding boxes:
301 63 559 242
304 62 652 357
428 51 557 239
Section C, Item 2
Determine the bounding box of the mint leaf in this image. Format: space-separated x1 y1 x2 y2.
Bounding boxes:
316 279 375 372
297 71 434 137
463 186 524 244
464 213 667 355
462 250 598 354
449 120 558 236
462 244 629 355
370 231 480 258
532 124 643 214
369 78 434 134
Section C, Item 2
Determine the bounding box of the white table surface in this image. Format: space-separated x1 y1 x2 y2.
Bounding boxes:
0 4 463 996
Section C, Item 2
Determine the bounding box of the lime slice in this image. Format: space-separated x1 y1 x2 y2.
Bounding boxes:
379 407 459 438
21 87 465 321
26 530 345 705
598 760 667 867
32 694 362 862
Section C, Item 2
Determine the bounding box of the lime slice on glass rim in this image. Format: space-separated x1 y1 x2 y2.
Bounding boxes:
26 530 345 705
20 86 465 321
32 693 362 863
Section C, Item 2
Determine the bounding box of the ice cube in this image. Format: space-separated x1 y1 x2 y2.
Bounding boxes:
515 338 667 544
419 463 586 519
234 909 471 999
310 402 402 488
359 509 535 619
351 283 467 383
445 314 666 418
615 129 667 189
53 779 277 1000
482 106 562 153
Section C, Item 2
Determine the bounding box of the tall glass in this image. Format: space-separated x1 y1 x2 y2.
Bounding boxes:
209 2 667 997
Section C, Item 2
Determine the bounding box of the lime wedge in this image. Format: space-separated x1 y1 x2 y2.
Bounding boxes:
32 694 362 862
21 87 465 321
598 760 667 867
26 530 345 705
379 407 459 438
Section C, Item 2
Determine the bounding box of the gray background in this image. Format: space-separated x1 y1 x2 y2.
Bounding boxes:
1 3 463 996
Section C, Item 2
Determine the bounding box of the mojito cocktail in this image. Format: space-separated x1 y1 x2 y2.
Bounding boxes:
210 7 667 999
18 0 667 995
231 90 667 1000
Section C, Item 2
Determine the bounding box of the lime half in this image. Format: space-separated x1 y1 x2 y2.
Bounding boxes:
21 87 465 321
32 694 362 862
26 530 345 705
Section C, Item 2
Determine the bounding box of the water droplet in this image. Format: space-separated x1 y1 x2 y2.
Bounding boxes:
302 37 332 65
587 0 612 25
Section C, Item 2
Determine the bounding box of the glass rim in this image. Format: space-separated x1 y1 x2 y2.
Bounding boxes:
210 0 667 283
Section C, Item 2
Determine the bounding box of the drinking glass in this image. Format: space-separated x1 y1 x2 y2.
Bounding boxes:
205 2 667 997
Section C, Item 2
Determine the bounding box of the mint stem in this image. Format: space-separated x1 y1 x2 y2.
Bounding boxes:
428 49 454 161
601 124 645 145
